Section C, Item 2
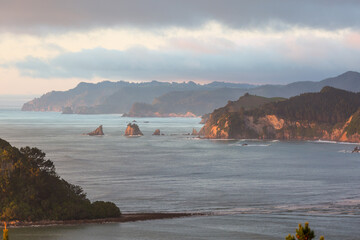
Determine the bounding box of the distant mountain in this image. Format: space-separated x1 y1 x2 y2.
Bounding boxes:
199 87 360 143
125 71 360 117
248 71 360 98
22 81 255 114
22 71 360 116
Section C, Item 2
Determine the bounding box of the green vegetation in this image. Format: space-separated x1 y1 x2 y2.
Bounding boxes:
202 87 360 140
345 109 360 136
0 139 121 221
253 87 360 124
200 93 285 138
286 222 324 240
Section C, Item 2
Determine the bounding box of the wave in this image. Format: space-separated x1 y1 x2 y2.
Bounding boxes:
309 140 358 145
211 198 360 216
240 144 271 147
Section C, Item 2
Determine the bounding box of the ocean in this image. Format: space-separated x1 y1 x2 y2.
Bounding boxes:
0 107 359 240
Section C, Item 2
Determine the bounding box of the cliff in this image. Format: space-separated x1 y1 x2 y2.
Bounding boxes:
200 87 360 142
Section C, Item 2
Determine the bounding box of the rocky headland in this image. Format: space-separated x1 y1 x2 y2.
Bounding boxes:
200 87 360 143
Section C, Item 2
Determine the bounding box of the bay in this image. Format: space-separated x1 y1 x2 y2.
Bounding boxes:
0 109 359 239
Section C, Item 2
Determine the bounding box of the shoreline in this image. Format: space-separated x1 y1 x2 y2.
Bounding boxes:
4 212 207 228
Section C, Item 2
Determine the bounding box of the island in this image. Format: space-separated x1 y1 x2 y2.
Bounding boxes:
199 87 360 142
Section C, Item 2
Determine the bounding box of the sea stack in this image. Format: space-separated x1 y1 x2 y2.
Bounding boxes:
191 128 198 135
152 129 161 135
87 125 104 136
62 106 73 114
125 123 143 136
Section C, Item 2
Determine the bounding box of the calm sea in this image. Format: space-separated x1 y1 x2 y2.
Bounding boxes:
0 106 359 239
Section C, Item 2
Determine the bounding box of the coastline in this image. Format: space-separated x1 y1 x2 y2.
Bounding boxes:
3 212 207 228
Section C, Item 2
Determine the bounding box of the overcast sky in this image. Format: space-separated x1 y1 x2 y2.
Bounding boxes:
1 0 360 94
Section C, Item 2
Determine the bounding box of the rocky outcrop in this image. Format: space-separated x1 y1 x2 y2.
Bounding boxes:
86 125 104 136
62 107 73 114
200 87 360 143
191 128 198 135
352 146 360 153
200 112 360 142
152 129 161 135
124 123 143 136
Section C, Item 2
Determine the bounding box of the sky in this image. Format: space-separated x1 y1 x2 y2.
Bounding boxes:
1 0 360 95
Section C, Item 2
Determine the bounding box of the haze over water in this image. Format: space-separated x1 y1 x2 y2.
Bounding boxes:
0 105 359 239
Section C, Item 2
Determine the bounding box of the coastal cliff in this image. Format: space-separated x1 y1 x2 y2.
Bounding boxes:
200 87 360 142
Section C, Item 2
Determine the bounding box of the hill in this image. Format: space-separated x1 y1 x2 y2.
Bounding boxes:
22 71 360 116
0 139 120 221
199 87 360 142
22 81 255 114
125 71 360 117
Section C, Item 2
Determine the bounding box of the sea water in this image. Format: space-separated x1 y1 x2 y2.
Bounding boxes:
0 108 359 240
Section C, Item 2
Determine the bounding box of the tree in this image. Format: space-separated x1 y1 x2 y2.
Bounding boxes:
286 222 324 240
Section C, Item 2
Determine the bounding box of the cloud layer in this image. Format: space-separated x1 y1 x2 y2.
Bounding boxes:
1 0 360 32
1 1 360 94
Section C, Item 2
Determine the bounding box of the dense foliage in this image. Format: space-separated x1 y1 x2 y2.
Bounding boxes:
0 139 121 221
286 222 324 240
252 87 360 124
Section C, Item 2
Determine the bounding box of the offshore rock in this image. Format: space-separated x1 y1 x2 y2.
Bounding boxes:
62 107 73 114
152 129 161 135
125 123 143 136
87 125 104 136
191 128 198 135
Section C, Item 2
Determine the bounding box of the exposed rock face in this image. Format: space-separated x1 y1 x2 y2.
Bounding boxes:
200 87 360 143
152 129 161 135
125 123 143 136
87 125 104 136
191 128 198 135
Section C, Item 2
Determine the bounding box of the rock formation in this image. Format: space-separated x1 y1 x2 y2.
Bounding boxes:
191 128 198 135
62 106 73 114
87 125 104 136
200 87 360 143
152 129 161 135
124 123 143 136
352 146 360 153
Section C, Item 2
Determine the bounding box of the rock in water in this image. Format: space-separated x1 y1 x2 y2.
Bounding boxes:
153 129 161 135
125 123 143 136
62 106 73 114
191 128 198 135
87 125 104 136
352 146 360 153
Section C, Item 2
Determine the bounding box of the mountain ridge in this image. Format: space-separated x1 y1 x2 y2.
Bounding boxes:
21 71 360 116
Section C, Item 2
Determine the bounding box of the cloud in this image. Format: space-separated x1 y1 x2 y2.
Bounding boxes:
1 0 360 33
12 45 360 84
